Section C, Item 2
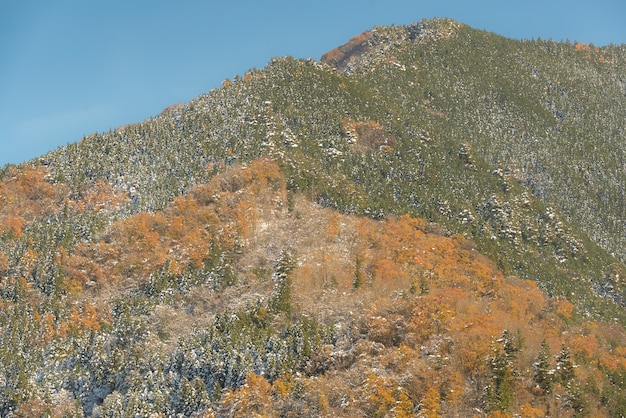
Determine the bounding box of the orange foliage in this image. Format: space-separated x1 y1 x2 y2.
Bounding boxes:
365 372 398 416
220 372 272 417
571 333 599 359
552 298 574 319
271 376 294 398
364 214 502 296
342 118 395 152
372 257 408 286
0 251 8 272
495 279 546 323
378 215 427 264
57 246 104 289
110 211 169 275
420 386 442 418
488 411 511 418
320 30 373 67
0 167 59 225
518 402 546 418
407 290 456 343
68 304 102 332
599 345 626 371
5 155 620 417
16 168 56 201
56 303 104 338
575 42 589 52
4 215 25 238
325 212 341 242
80 179 129 213
58 158 284 284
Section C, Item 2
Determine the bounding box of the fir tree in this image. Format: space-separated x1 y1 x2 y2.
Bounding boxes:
484 330 519 413
533 340 554 394
269 250 295 315
556 343 576 386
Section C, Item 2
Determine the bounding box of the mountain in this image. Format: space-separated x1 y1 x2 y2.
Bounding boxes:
1 18 625 416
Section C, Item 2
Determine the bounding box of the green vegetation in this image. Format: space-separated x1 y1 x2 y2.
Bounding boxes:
0 18 625 416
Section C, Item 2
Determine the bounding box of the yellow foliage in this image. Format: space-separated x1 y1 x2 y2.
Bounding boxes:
518 402 545 417
367 372 396 415
221 372 273 417
393 392 414 417
488 411 511 418
271 376 293 398
421 386 441 418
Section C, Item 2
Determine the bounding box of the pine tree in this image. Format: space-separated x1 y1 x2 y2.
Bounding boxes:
555 343 575 386
533 340 554 394
269 250 295 315
484 330 518 413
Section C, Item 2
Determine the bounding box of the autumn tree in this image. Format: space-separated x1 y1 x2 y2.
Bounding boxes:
365 372 396 417
220 372 273 417
4 215 25 238
421 386 442 417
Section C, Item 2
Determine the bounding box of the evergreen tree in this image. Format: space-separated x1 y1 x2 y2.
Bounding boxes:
484 330 518 413
270 250 295 315
533 340 554 394
555 343 576 386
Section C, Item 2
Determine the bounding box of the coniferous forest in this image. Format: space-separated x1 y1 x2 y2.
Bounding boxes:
1 19 626 416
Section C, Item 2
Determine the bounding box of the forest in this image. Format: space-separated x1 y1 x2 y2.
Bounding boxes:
0 18 625 416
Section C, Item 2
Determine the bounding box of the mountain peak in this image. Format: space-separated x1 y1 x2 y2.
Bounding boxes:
321 18 463 73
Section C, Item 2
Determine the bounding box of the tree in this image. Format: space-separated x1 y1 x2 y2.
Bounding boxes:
270 250 295 315
533 340 554 394
4 215 25 238
176 376 211 416
484 330 519 413
220 372 272 417
421 386 441 417
353 255 364 288
555 343 575 386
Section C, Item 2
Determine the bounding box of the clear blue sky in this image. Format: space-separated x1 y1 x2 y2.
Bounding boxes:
1 0 625 167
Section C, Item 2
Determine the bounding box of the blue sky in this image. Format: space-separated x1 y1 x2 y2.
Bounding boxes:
1 0 625 167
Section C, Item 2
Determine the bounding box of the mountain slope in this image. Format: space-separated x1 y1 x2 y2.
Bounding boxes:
0 18 625 416
36 19 626 319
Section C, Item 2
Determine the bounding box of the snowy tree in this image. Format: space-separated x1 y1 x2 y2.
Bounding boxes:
533 340 554 394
